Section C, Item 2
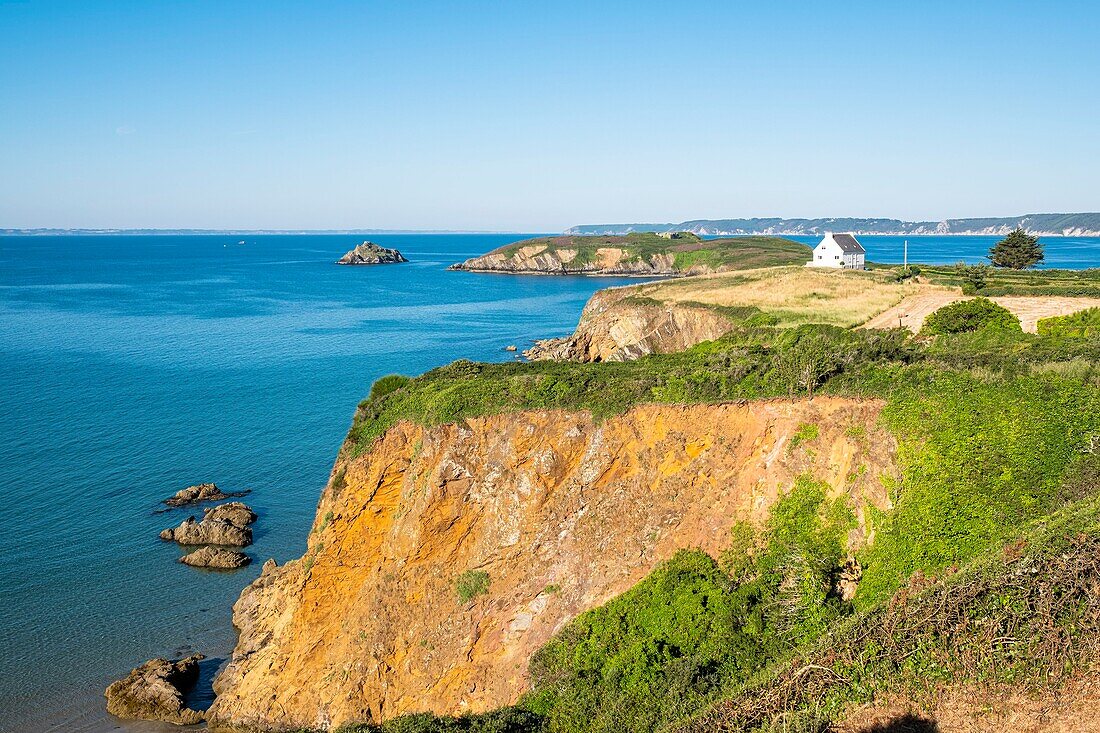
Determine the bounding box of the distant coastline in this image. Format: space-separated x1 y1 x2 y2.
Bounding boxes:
565 213 1100 238
0 228 515 236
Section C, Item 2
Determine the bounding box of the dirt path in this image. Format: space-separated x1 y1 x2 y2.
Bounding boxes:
863 292 1100 333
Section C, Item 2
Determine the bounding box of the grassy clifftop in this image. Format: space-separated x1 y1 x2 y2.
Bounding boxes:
341 319 1100 733
450 232 811 275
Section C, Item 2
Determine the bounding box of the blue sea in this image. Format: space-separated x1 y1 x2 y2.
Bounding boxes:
0 233 1097 732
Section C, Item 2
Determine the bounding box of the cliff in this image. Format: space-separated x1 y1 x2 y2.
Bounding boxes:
565 212 1100 237
207 399 896 731
524 287 735 362
449 233 810 276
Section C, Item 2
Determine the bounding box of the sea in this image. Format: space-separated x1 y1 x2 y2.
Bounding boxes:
1 233 1097 732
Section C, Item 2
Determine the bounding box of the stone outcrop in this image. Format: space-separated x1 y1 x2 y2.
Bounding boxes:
203 501 257 527
180 546 251 569
160 517 252 547
336 242 407 265
207 399 898 731
163 483 248 507
524 287 734 362
105 654 205 725
450 242 725 276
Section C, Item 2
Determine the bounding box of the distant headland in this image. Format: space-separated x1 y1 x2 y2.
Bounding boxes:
566 213 1100 237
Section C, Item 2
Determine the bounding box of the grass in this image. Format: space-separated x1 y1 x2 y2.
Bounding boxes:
455 570 491 603
917 264 1100 297
463 233 812 273
1038 306 1100 338
617 266 942 328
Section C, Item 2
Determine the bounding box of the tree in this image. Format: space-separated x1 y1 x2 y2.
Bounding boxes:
953 261 991 292
989 228 1044 269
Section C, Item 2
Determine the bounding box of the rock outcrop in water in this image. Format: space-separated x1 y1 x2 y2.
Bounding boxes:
203 501 257 527
336 242 407 265
207 399 897 731
163 483 249 508
105 654 205 725
160 516 253 547
180 546 251 569
524 287 734 362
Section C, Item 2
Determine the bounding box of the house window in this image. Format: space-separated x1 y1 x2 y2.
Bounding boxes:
835 255 840 259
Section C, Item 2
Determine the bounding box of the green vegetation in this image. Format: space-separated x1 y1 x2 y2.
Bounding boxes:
455 570 491 603
473 233 811 272
921 297 1021 335
915 263 1100 296
370 374 413 400
989 227 1045 269
333 302 1100 733
1038 306 1100 338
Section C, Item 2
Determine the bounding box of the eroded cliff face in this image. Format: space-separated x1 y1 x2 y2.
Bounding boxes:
524 287 733 362
208 399 897 732
451 244 719 276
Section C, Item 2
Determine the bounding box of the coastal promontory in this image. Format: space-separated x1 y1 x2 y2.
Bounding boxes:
336 241 408 265
449 232 810 276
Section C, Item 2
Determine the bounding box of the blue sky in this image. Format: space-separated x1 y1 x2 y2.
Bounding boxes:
1 1 1097 230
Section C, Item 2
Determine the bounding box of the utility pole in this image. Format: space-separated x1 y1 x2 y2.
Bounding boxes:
903 239 909 273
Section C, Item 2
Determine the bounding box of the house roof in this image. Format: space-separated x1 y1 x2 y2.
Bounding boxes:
830 233 865 253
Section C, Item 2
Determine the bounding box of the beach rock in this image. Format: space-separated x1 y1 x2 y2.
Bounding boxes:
104 654 205 725
336 241 407 265
163 483 249 508
180 546 251 569
203 501 257 527
160 516 252 547
504 345 517 352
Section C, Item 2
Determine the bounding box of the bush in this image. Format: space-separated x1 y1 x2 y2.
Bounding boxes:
922 297 1021 335
455 570 491 603
1037 307 1100 339
369 374 412 400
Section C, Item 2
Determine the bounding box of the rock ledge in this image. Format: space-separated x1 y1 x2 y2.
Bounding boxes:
105 654 205 725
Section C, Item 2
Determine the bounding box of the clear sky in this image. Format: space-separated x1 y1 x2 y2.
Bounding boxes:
1 1 1097 231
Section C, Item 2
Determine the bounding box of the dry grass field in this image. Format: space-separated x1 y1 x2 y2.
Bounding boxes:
626 266 948 328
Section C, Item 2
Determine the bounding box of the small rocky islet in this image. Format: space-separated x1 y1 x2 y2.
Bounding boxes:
104 654 206 725
335 241 408 265
162 482 249 508
180 546 251 569
160 500 257 547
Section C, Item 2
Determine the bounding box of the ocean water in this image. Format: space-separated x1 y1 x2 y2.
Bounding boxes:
784 233 1100 268
0 234 645 733
0 233 1097 732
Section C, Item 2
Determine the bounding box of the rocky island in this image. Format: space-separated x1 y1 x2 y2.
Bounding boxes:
336 241 408 265
449 232 810 276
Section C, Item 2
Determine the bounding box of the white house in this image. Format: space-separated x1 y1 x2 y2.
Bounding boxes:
807 233 866 269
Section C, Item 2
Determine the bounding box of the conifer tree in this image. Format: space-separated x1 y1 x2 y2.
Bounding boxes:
989 228 1044 269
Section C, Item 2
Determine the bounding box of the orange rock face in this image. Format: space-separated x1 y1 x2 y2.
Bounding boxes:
207 399 897 732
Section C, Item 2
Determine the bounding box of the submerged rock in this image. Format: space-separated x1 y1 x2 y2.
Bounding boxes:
105 654 205 725
160 516 252 547
180 546 251 569
203 501 257 527
163 483 249 508
336 241 407 265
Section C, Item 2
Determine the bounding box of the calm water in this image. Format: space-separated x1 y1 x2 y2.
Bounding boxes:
0 234 644 732
0 233 1097 732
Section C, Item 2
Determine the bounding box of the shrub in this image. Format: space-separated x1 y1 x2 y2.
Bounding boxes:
369 374 412 400
1037 307 1100 339
455 570 491 603
922 297 1021 335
